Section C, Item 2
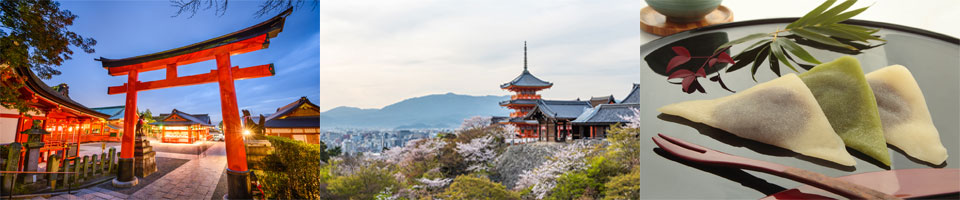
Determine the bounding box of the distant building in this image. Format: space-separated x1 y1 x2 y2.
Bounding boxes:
499 42 553 139
152 109 213 143
588 95 617 107
90 105 127 138
257 96 321 144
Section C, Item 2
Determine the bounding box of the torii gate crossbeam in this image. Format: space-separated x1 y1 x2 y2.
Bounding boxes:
97 8 291 199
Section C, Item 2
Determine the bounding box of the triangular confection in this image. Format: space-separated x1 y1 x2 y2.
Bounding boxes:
798 56 891 166
866 65 948 165
659 73 856 166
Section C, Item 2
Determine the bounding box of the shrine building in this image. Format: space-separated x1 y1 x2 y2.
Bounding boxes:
151 109 213 144
252 96 321 144
1 66 113 164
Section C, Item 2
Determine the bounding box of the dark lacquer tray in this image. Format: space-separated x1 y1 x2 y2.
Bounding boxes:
639 18 960 199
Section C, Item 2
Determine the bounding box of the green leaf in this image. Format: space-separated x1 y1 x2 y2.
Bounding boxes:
827 24 885 41
743 39 772 52
806 26 868 42
771 40 799 72
727 41 770 73
715 33 771 53
768 48 781 76
781 48 816 70
808 0 857 26
779 39 820 64
821 6 869 25
788 0 837 29
750 45 771 82
833 23 879 34
790 29 857 50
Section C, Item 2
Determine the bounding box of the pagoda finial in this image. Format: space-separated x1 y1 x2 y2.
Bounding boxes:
523 41 528 71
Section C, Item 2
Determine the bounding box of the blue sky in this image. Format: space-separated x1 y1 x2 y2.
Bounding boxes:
50 1 320 123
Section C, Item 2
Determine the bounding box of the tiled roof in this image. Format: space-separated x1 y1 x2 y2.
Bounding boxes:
153 109 213 126
523 99 592 120
572 104 640 125
91 106 125 120
16 67 110 119
621 83 640 104
589 95 616 107
264 96 319 121
257 97 320 128
500 70 553 89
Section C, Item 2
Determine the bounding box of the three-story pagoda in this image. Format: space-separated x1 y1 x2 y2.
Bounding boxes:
500 42 552 138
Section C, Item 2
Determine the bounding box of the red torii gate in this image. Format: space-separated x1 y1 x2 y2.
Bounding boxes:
97 9 291 199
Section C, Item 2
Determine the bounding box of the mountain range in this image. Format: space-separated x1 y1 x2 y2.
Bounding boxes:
319 93 510 129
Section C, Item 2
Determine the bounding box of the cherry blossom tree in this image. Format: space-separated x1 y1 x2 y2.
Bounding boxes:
514 143 588 199
458 116 492 131
620 107 640 129
456 135 497 172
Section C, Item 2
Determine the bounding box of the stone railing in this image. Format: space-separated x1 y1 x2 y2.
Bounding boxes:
1 143 118 195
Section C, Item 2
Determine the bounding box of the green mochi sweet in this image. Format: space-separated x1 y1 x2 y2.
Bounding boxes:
799 56 891 166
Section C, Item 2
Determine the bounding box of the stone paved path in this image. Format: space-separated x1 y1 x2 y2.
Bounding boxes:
41 142 227 200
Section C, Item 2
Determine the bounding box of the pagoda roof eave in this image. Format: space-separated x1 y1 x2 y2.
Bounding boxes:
97 8 292 75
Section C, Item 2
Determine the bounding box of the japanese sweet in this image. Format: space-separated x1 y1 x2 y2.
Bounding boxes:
798 56 891 166
866 65 948 165
659 73 856 166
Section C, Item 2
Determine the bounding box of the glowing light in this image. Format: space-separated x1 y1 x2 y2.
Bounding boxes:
243 130 251 136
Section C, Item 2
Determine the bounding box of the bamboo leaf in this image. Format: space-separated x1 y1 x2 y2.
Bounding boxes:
827 24 885 41
781 48 816 70
768 49 781 76
728 41 770 73
715 33 771 53
743 39 772 51
806 26 867 42
821 6 869 25
833 23 879 34
779 39 821 64
790 29 857 50
750 45 770 82
789 0 837 28
809 0 857 26
771 40 798 73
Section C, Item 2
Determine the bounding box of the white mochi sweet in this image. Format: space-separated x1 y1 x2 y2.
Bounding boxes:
866 65 948 165
659 74 856 166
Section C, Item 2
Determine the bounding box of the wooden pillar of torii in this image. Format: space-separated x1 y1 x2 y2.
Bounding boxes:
97 8 291 199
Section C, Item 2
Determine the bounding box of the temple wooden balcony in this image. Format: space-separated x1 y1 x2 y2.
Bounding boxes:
511 94 541 100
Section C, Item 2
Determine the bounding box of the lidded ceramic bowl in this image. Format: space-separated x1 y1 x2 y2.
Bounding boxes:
645 0 722 23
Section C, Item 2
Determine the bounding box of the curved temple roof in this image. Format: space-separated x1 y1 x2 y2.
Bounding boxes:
16 67 110 119
97 8 292 73
620 83 639 104
500 69 553 89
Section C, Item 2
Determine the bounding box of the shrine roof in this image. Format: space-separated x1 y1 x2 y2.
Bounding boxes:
500 69 553 89
499 99 538 106
571 103 640 125
620 83 640 104
264 96 319 121
91 105 125 120
588 95 616 107
523 99 592 120
16 67 110 119
155 109 213 126
97 8 292 70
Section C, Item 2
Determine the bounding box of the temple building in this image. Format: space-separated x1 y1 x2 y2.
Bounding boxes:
588 95 616 107
254 96 321 144
151 109 213 143
499 42 553 139
90 105 127 138
571 103 640 138
621 83 639 104
1 66 112 164
522 100 593 142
